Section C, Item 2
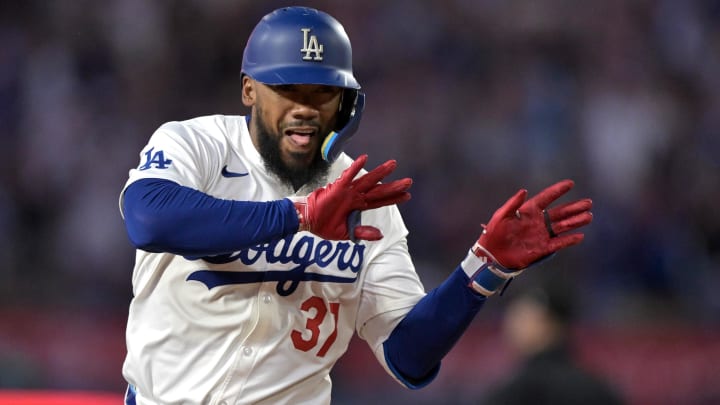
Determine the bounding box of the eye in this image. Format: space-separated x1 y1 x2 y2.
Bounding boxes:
271 84 295 93
315 86 341 95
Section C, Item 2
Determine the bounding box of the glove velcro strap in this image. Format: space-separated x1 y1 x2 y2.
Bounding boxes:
288 197 309 232
461 243 524 297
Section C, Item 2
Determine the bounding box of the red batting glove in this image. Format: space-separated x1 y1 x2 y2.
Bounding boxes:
479 179 592 268
293 154 412 241
462 180 592 296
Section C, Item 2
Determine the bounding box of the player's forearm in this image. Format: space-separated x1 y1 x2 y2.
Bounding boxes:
383 267 486 385
122 178 299 256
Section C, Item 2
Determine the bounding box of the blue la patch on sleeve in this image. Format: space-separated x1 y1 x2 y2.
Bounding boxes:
139 147 173 170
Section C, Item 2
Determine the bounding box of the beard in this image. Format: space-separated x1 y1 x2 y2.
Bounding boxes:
254 110 330 191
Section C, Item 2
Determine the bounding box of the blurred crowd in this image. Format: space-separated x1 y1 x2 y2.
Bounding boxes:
1 0 719 399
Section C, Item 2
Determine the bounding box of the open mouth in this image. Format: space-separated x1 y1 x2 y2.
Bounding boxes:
284 127 317 147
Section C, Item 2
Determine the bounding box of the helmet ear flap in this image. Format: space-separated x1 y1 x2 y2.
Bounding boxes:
335 89 358 131
322 91 365 162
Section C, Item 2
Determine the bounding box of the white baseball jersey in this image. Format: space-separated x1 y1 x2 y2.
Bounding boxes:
119 115 427 405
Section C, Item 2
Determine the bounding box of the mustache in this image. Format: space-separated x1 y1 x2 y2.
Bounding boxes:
280 120 322 131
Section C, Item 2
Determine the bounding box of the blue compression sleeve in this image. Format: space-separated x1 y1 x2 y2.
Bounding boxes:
383 266 486 387
122 178 299 256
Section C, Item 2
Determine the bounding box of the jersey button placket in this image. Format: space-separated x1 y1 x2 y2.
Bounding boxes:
231 286 273 402
223 286 262 403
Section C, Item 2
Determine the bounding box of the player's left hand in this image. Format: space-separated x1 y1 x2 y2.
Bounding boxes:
477 179 593 269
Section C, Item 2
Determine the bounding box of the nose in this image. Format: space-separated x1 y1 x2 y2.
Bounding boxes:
290 98 320 121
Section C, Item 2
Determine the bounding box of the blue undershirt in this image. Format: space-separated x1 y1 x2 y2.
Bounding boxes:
122 178 299 256
383 267 486 387
122 178 486 387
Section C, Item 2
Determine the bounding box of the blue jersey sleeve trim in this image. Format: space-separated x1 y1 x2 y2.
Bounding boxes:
121 178 299 256
124 384 136 405
383 266 486 385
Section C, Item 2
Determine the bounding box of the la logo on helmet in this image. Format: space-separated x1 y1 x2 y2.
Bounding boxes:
301 28 324 61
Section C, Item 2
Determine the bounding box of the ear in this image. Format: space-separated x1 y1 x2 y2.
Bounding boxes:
241 75 256 107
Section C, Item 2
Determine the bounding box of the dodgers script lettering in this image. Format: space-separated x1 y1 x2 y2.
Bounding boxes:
187 234 365 296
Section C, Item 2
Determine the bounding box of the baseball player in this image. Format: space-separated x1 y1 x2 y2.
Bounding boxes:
119 6 593 405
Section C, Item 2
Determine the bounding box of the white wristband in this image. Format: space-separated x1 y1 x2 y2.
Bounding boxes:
461 242 524 296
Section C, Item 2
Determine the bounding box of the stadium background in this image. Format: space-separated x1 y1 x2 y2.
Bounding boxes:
0 1 718 404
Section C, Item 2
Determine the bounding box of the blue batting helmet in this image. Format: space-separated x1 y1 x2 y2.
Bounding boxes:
242 6 365 162
242 6 360 89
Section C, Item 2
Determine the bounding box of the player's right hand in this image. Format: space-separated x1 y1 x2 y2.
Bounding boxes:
292 154 412 241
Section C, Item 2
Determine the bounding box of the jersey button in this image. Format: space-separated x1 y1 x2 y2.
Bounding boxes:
262 294 272 304
242 346 253 356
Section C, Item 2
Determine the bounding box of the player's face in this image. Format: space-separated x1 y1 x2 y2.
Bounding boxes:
244 78 341 164
243 78 341 188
